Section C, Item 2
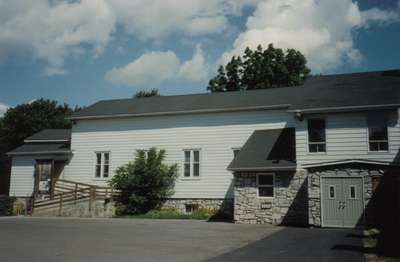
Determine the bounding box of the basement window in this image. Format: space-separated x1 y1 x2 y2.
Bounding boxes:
257 173 274 198
185 204 199 214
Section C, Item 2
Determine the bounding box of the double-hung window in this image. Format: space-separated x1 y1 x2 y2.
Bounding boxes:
257 173 274 198
308 119 326 153
95 152 110 178
183 149 200 177
368 122 389 152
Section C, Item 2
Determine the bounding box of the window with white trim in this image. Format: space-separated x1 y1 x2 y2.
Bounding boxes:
328 185 335 199
183 150 200 177
368 125 388 152
95 152 110 178
257 174 274 198
308 119 326 153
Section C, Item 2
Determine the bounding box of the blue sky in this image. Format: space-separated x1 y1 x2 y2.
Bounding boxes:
0 0 400 113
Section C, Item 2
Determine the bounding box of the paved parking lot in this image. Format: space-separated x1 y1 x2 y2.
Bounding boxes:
0 217 363 262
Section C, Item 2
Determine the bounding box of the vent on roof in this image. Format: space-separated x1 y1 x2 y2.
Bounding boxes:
382 70 400 77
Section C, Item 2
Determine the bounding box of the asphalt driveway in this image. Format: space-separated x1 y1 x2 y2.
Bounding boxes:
0 217 364 262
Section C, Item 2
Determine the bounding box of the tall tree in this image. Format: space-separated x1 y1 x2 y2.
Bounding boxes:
0 99 77 195
207 44 310 92
134 89 160 98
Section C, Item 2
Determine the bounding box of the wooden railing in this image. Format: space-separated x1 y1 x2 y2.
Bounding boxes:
32 179 118 215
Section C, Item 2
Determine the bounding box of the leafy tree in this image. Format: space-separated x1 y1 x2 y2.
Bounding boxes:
109 148 178 214
134 89 160 98
0 99 77 195
207 44 310 92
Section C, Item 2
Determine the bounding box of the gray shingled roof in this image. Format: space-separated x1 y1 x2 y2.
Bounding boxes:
24 129 71 142
8 143 71 155
71 70 400 120
227 129 297 171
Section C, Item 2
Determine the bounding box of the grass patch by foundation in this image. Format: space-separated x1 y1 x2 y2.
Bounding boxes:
118 207 218 220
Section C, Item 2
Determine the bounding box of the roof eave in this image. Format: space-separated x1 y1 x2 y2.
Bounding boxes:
288 103 400 114
7 150 72 156
301 159 398 168
227 166 297 172
69 104 291 120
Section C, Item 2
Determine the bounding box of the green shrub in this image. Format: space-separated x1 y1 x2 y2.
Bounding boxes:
0 195 16 216
110 148 178 215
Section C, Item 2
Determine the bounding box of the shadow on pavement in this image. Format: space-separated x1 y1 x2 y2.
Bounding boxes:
207 227 364 262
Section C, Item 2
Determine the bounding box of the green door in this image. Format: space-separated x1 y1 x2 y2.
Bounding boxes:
321 177 364 228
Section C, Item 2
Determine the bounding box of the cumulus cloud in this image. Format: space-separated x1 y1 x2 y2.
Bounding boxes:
105 51 181 87
106 46 210 87
178 45 209 82
0 0 115 74
0 103 9 117
0 0 258 75
221 0 400 72
108 0 258 39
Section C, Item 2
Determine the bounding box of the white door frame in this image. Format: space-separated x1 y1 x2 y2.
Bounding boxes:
320 176 365 228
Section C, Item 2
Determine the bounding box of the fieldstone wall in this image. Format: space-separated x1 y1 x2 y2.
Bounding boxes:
234 171 308 225
308 165 382 227
163 198 233 216
32 199 115 218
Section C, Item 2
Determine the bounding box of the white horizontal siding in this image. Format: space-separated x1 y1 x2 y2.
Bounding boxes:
9 156 35 197
296 111 400 166
63 110 292 198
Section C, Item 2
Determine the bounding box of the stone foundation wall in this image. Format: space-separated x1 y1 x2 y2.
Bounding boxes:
308 166 381 227
163 198 233 216
33 199 115 218
234 171 308 225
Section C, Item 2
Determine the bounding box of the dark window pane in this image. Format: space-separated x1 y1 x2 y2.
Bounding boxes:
184 164 190 177
193 163 200 177
104 153 109 164
309 144 318 152
193 150 199 162
258 187 273 197
95 165 101 178
308 119 326 142
379 142 388 151
96 153 101 165
369 126 388 141
184 151 190 163
329 186 335 198
350 186 356 199
258 175 273 185
103 165 109 177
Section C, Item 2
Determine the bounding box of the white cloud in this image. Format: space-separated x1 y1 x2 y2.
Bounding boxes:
108 0 259 39
0 0 258 75
106 46 210 87
105 51 181 87
0 0 115 74
178 45 209 81
221 0 400 72
0 103 9 117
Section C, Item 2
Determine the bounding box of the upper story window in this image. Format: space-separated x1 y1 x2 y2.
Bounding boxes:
308 119 326 153
95 152 110 178
183 149 200 177
368 125 389 152
257 173 274 198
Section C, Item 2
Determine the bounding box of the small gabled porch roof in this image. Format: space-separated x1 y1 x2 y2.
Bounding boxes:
301 159 400 169
227 128 297 172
